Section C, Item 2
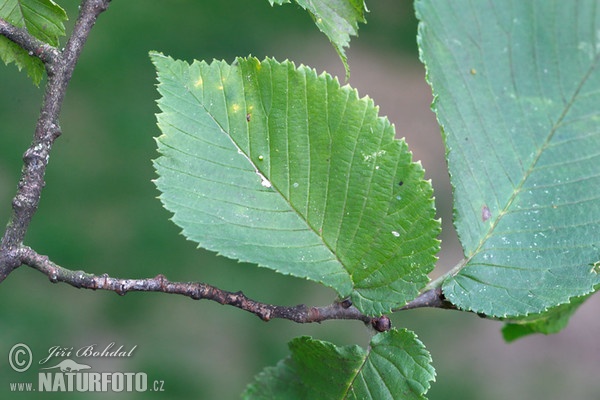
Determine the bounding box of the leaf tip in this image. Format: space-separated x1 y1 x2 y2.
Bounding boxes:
149 50 168 63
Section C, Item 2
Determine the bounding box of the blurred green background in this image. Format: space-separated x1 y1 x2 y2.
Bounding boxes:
1 1 598 399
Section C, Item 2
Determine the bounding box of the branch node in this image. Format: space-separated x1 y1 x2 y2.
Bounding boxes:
307 306 321 322
48 268 59 283
100 273 109 290
72 271 89 288
259 310 272 322
231 291 246 307
370 315 392 332
115 284 127 296
154 274 167 290
190 289 201 300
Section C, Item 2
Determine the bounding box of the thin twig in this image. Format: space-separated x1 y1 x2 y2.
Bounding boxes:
19 245 452 326
0 17 59 65
0 0 111 283
396 287 456 311
19 246 375 325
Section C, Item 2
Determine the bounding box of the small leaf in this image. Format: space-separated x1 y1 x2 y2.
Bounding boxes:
243 330 435 400
270 0 366 78
151 52 440 315
501 293 590 342
417 0 600 318
0 0 67 85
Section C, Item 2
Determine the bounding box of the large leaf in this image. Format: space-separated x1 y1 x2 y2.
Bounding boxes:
243 329 435 400
151 52 440 315
417 0 600 318
0 0 67 84
268 0 366 78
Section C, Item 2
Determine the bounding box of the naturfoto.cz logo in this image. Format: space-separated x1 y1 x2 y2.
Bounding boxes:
7 343 165 393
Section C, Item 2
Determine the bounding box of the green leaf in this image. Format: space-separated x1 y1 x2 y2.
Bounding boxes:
417 0 600 318
243 330 435 400
501 292 590 342
0 0 67 84
151 52 440 315
269 0 367 78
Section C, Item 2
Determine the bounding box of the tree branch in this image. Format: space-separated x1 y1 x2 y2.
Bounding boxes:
0 17 59 65
19 246 379 326
0 0 111 283
17 244 454 329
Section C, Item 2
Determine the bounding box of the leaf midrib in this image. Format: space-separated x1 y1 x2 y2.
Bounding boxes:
188 62 354 291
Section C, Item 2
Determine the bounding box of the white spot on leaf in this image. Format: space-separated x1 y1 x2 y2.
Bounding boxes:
259 174 272 188
362 150 386 162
